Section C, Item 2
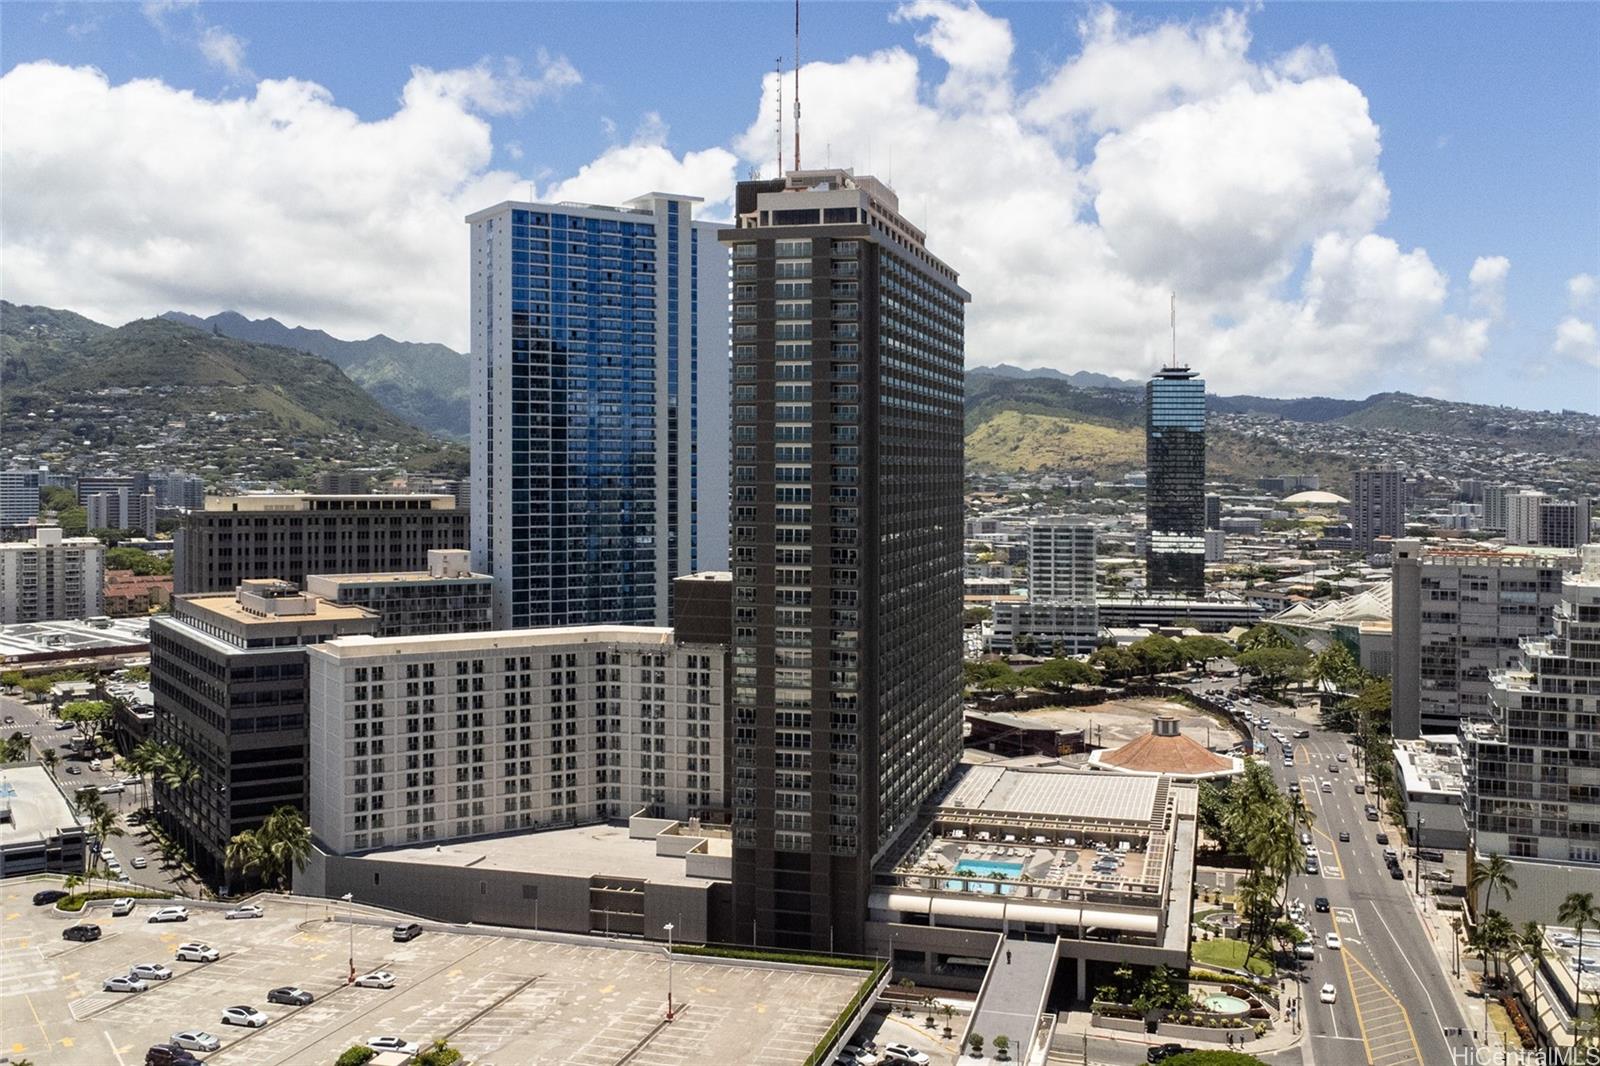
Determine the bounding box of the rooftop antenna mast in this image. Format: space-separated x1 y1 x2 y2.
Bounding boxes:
793 0 802 171
775 57 784 176
1169 292 1178 368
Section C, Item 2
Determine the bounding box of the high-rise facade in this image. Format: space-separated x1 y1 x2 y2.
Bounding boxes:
1505 490 1546 546
1460 544 1600 922
467 194 729 630
992 521 1098 656
1390 539 1574 739
719 169 968 951
0 469 41 526
150 471 206 511
151 581 379 886
1351 468 1406 551
85 487 156 536
0 526 105 623
173 493 468 594
1538 497 1592 549
1028 520 1096 603
1145 365 1206 596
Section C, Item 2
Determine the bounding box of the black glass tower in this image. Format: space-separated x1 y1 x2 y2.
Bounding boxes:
1146 365 1206 596
719 170 969 952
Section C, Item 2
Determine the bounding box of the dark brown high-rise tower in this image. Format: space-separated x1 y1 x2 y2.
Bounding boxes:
719 170 969 952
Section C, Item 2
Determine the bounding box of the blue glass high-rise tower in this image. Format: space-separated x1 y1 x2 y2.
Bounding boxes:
468 194 729 628
1145 364 1207 596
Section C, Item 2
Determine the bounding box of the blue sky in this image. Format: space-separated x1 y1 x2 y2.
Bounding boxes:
5 1 1597 410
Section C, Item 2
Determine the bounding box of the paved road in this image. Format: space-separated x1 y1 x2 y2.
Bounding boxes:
2 691 198 897
1251 699 1479 1066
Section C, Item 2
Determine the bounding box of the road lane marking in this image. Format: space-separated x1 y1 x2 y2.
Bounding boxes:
1345 948 1426 1066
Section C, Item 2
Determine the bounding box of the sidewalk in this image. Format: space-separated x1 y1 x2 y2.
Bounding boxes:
1397 845 1495 1055
1052 996 1306 1059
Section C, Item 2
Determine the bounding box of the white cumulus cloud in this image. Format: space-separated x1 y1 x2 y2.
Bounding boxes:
1568 273 1598 311
0 57 581 348
1468 255 1509 318
1553 317 1599 368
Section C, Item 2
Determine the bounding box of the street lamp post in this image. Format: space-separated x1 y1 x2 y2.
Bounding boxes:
1414 815 1426 895
663 922 675 1022
342 892 354 983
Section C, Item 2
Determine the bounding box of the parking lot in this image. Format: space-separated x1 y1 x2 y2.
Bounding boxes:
2 879 867 1065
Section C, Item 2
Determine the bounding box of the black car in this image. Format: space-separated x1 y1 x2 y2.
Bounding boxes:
1314 897 1330 913
33 889 68 906
392 922 423 942
63 923 102 942
1390 865 1406 879
145 1045 203 1066
1376 832 1390 845
1148 1044 1191 1063
1338 831 1351 842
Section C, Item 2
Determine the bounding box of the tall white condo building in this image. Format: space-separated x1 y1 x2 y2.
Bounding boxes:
468 193 729 628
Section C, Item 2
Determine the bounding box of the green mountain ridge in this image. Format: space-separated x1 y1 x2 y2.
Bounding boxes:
160 310 470 440
2 302 466 478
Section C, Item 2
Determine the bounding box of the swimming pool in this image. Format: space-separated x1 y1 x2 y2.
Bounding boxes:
954 859 1024 878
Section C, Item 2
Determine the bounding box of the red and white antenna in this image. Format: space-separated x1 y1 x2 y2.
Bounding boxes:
793 0 802 171
775 57 784 177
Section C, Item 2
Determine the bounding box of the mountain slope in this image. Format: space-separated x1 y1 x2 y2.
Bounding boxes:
161 310 470 439
2 304 466 479
963 366 1600 483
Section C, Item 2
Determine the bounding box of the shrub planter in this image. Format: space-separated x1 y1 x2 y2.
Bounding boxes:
1159 1021 1256 1044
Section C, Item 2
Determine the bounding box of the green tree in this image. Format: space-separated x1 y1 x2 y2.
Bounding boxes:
40 747 59 773
1235 646 1311 693
1178 635 1235 671
1020 657 1100 693
1310 643 1362 692
0 670 23 692
992 1034 1011 1060
1477 911 1516 985
415 1041 463 1066
964 659 1022 694
105 547 173 575
60 700 112 751
334 1048 376 1066
231 805 313 891
1089 645 1137 681
1469 853 1519 917
1129 635 1183 677
1 732 31 762
19 676 53 701
962 606 992 626
1520 920 1546 1028
1558 892 1599 1005
1237 624 1294 652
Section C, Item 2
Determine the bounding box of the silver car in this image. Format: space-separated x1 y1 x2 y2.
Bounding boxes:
171 1031 222 1052
104 975 148 993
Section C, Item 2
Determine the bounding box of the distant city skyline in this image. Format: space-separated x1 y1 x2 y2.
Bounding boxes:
3 2 1596 411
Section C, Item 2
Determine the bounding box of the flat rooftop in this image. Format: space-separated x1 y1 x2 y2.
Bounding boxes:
362 822 728 887
0 617 151 658
944 764 1162 826
181 593 375 625
315 625 677 659
0 764 81 848
305 570 490 586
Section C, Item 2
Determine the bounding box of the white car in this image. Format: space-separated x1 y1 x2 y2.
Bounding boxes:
354 970 397 988
171 1031 222 1052
881 1045 932 1066
221 1005 268 1028
176 942 220 963
367 1037 421 1056
226 904 264 920
111 897 136 916
1325 932 1343 950
131 963 174 982
104 975 148 993
844 1046 881 1066
132 856 148 869
1319 982 1337 1004
148 906 189 923
103 850 116 863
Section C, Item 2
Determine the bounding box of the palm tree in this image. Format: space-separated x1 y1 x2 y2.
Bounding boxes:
1479 911 1515 987
40 747 59 774
1558 892 1599 1008
90 806 124 892
1470 853 1519 917
1520 920 1546 1039
226 828 264 891
260 805 312 891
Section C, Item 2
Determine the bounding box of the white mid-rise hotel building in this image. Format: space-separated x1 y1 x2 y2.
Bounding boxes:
308 626 725 856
